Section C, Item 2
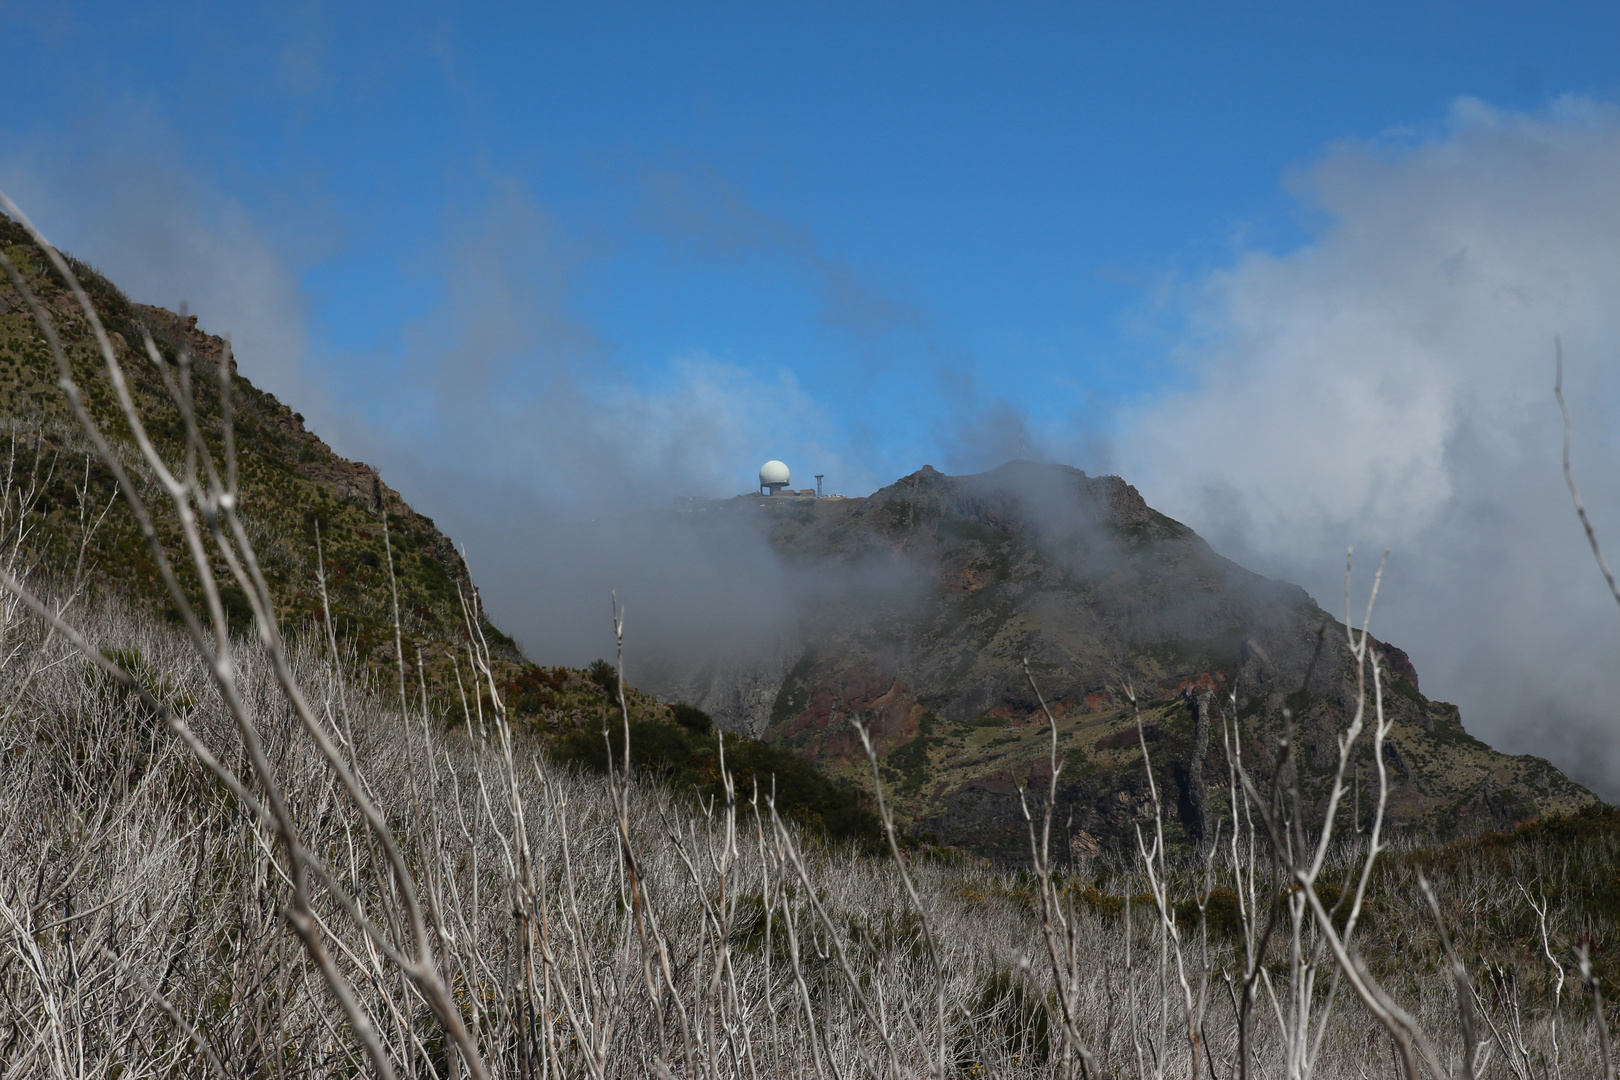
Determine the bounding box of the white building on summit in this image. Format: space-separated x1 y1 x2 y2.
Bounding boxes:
759 460 791 495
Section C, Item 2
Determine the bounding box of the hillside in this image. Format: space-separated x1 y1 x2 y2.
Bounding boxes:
649 462 1597 857
2 210 1596 862
6 212 1620 1078
0 211 517 684
8 576 1620 1077
0 210 885 847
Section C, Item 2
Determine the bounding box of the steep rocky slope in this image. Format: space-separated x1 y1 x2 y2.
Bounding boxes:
653 462 1596 858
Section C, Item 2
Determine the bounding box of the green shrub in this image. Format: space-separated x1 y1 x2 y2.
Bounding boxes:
547 706 884 851
550 718 692 778
672 702 714 734
717 736 884 850
587 658 619 697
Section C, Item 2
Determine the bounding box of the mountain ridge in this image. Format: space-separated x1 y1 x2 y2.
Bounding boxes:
644 460 1597 857
0 209 896 849
3 209 1596 859
0 210 509 673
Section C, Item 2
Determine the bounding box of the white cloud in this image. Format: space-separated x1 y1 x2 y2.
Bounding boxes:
1122 96 1620 795
340 184 862 514
317 185 877 665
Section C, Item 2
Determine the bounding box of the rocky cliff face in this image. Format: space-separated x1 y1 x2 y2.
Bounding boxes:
650 461 1596 857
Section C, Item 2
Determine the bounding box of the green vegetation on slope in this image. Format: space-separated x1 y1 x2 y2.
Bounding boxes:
497 664 884 849
0 211 884 853
0 211 513 686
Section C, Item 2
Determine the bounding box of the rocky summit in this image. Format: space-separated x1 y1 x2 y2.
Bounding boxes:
651 461 1595 859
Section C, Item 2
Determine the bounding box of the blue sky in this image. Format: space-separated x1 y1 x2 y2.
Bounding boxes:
10 2 1620 790
9 1 1619 485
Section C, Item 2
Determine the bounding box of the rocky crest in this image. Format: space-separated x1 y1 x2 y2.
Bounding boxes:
652 461 1597 857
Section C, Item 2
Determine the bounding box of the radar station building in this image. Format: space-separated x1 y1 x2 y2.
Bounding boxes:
759 460 791 495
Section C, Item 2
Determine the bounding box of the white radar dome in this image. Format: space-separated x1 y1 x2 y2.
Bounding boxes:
759 460 791 486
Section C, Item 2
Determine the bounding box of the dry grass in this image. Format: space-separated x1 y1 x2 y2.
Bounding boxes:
0 192 1616 1079
3 586 1615 1078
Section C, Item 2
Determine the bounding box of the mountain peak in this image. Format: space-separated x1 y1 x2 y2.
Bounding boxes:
648 461 1595 856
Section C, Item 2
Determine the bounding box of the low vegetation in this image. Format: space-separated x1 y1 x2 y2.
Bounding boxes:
2 196 1618 1079
4 576 1619 1077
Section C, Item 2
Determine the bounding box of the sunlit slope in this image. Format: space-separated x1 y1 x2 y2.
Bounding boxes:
0 212 522 679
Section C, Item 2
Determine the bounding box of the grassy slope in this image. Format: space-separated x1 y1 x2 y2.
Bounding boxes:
0 211 883 847
0 213 509 669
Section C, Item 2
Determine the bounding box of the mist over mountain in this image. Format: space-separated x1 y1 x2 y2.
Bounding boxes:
3 193 1604 859
626 461 1594 855
319 101 1620 807
16 99 1620 807
1120 99 1620 801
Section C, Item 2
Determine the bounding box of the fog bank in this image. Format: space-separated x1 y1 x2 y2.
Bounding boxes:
1120 97 1620 797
